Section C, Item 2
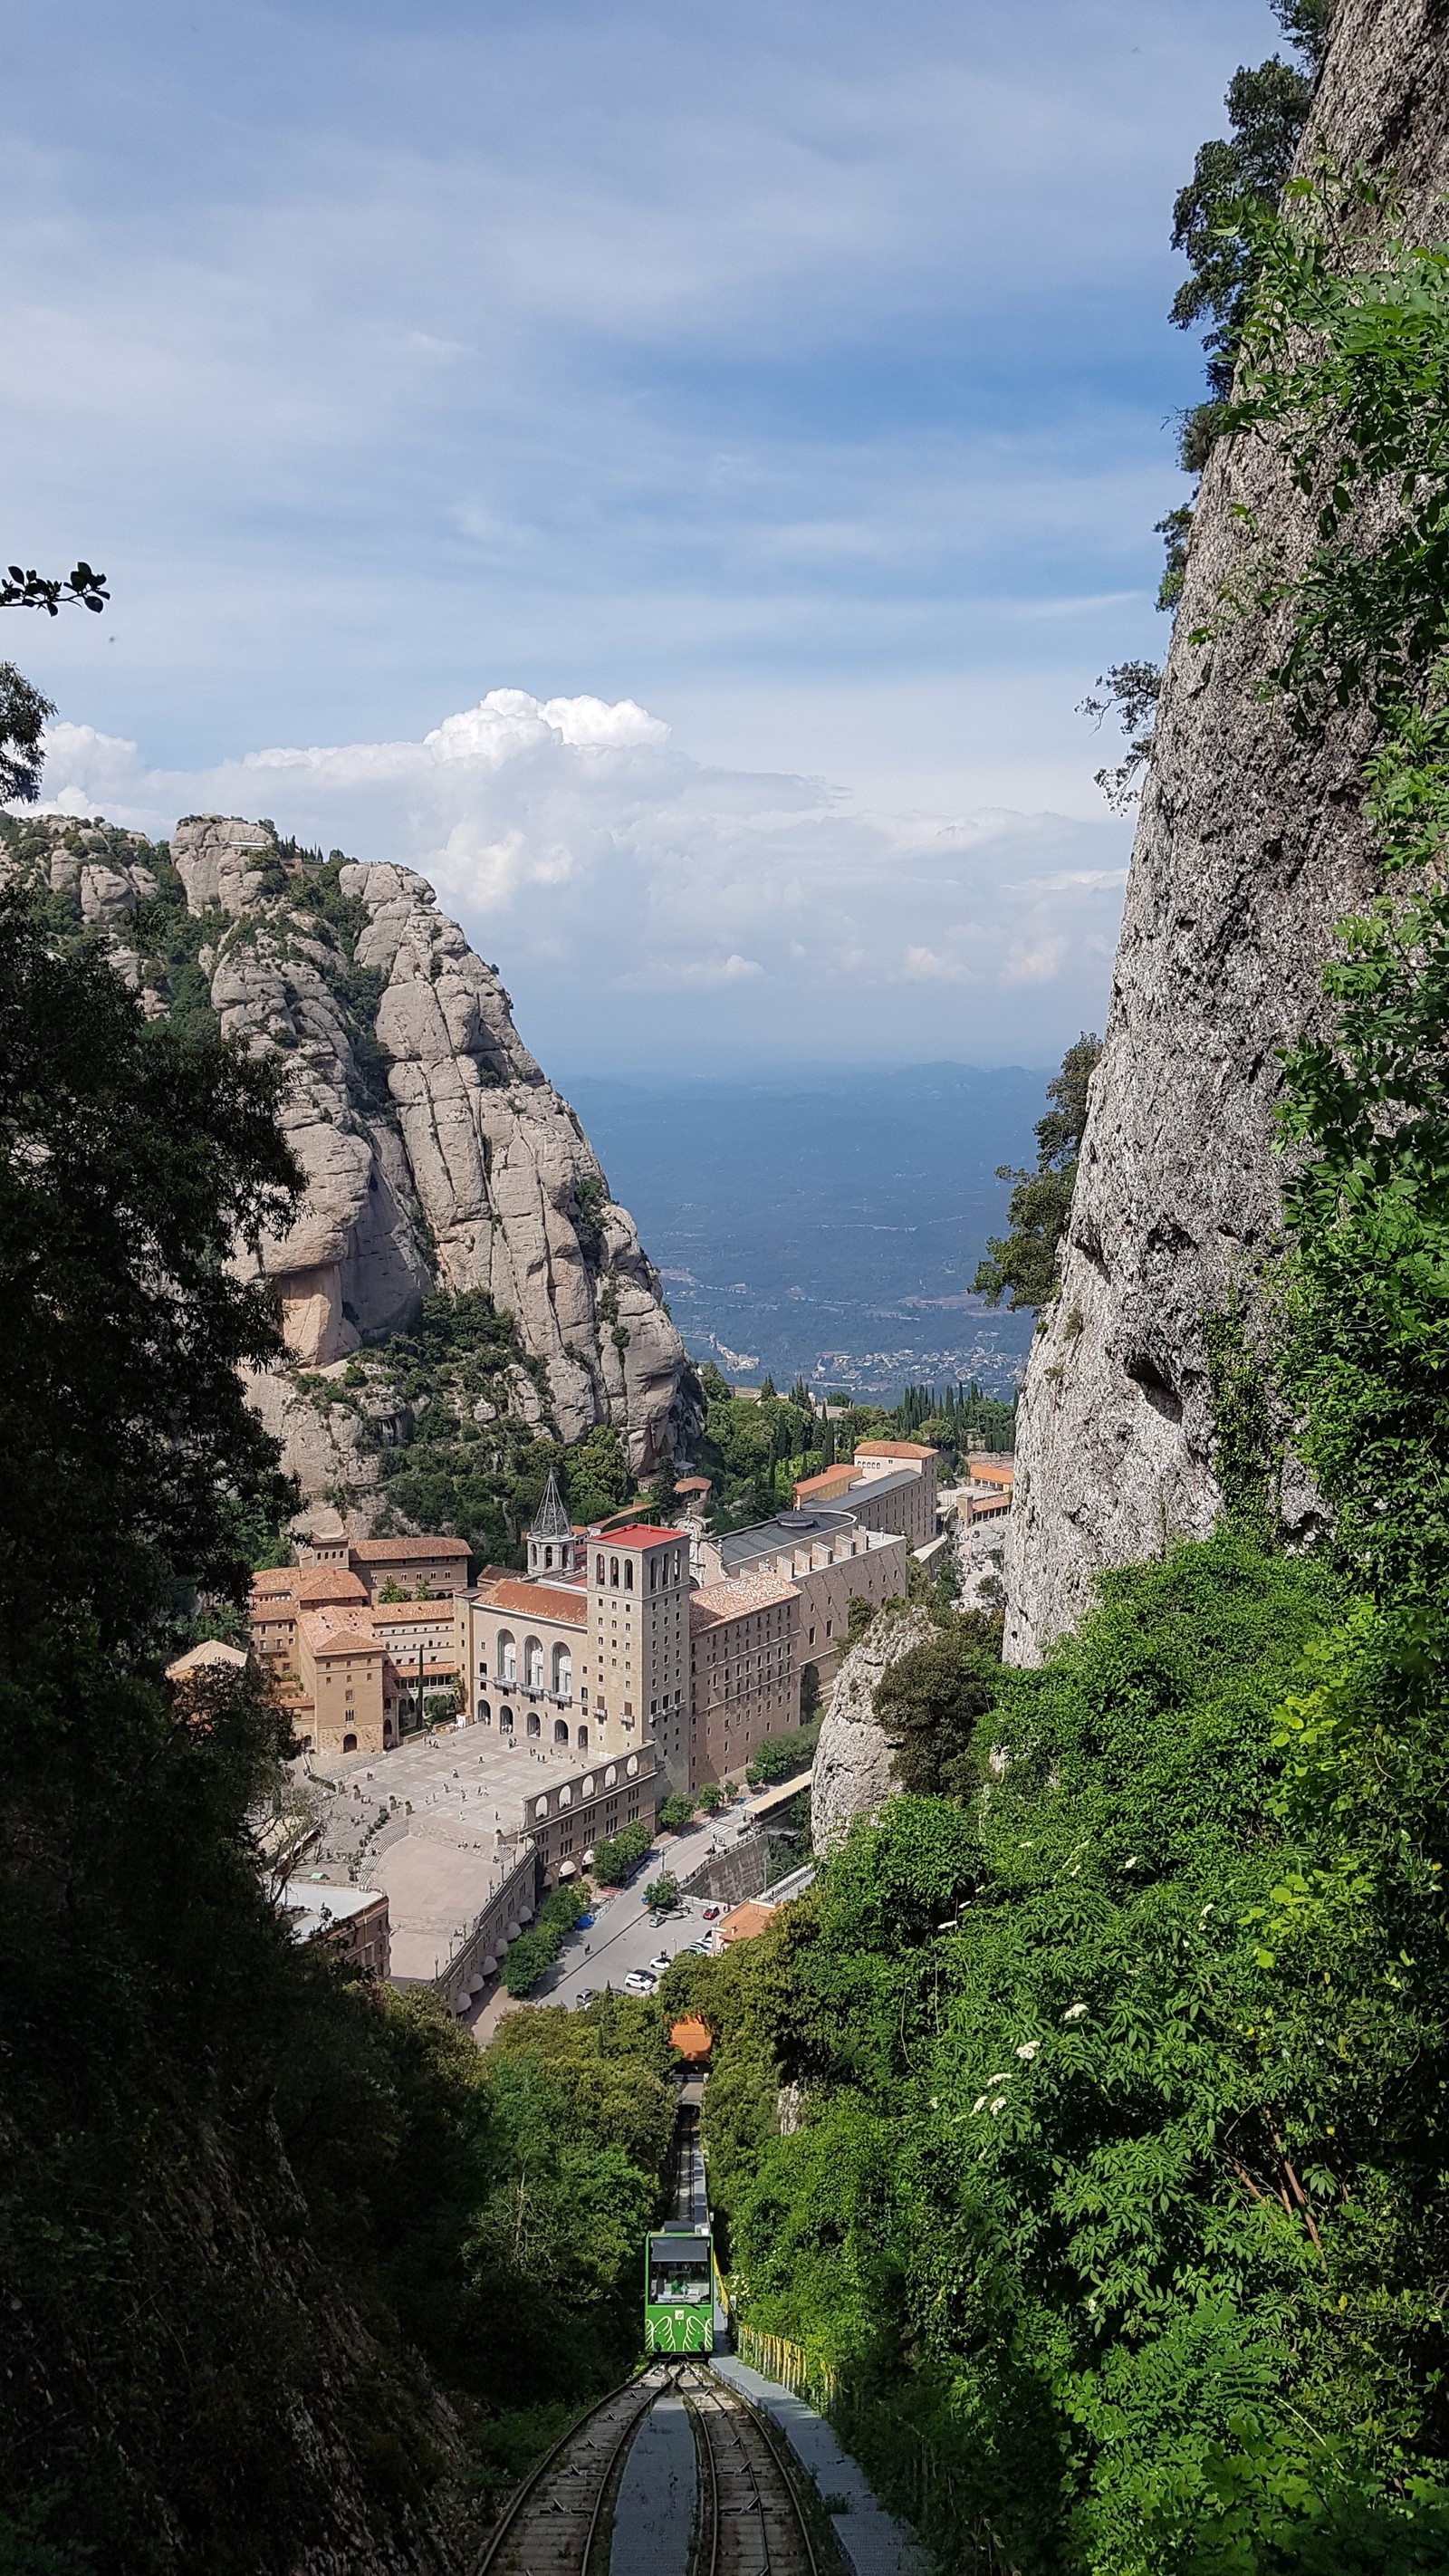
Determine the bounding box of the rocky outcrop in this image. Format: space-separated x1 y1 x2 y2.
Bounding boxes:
0 811 692 1512
1004 0 1449 1663
811 1607 932 1853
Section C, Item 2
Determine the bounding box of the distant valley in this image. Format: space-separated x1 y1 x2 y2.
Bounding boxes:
560 1062 1045 1400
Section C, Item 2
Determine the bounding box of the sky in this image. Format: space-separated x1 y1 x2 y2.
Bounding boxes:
3 0 1280 1071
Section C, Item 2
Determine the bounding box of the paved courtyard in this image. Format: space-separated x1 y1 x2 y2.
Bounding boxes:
293 1719 583 1982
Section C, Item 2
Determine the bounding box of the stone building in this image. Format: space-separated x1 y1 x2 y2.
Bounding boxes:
454 1574 590 1750
278 1882 391 1977
696 1505 908 1697
792 1440 938 1550
687 1571 799 1791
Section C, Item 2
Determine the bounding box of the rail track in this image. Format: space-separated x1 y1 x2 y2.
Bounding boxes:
478 2362 677 2576
684 2365 821 2576
478 2355 826 2576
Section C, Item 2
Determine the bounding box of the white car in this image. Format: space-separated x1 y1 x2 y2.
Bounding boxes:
623 1969 657 1995
648 1953 672 1975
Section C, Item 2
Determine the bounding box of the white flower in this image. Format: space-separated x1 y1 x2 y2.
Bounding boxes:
989 2096 1007 2115
987 2071 1012 2085
1062 2003 1089 2022
1015 2041 1041 2062
972 2095 987 2116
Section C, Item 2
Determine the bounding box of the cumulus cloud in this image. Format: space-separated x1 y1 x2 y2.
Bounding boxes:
31 687 1128 1067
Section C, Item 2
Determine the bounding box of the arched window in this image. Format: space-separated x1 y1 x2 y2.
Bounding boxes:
543 1543 553 1569
553 1718 569 1747
559 1782 571 1805
609 1556 619 1588
604 1764 617 1787
525 1637 544 1689
535 1796 549 1820
672 1551 681 1584
626 1754 638 1778
596 1552 605 1582
499 1706 514 1734
577 1726 589 1753
497 1630 516 1684
552 1643 571 1697
477 1699 492 1725
526 1710 541 1738
624 1559 634 1591
648 1555 657 1591
343 1732 358 1754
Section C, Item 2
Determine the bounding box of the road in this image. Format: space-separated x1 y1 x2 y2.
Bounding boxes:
466 1775 811 2034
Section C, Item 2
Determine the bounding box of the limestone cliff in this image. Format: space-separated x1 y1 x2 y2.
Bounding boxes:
1 810 692 1519
1004 0 1449 1662
811 1607 933 1854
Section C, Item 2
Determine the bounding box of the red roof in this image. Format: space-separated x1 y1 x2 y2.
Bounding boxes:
588 1523 686 1552
476 1578 587 1626
350 1535 470 1562
855 1439 937 1461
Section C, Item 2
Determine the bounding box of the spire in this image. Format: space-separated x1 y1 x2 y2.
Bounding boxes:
531 1468 572 1542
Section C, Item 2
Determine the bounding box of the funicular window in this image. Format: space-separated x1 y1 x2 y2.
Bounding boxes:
648 2236 710 2305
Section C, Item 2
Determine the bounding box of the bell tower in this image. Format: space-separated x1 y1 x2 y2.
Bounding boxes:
527 1469 580 1579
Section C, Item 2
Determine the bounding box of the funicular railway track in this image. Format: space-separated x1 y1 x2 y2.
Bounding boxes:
477 2365 676 2576
684 2366 820 2576
481 2085 826 2576
476 2362 823 2576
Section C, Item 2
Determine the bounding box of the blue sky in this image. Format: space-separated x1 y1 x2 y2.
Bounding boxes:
5 0 1279 1068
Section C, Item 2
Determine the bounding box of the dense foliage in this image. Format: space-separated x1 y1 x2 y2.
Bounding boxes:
972 1033 1101 1312
500 1881 592 1995
0 893 673 2571
677 178 1449 2574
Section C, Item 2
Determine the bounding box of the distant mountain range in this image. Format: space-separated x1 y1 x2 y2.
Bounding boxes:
561 1062 1047 1403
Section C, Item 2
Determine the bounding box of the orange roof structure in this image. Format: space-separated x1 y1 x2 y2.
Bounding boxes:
668 2015 713 2061
350 1534 470 1562
475 1576 588 1625
969 1458 1015 1488
586 1523 688 1552
717 1901 775 1948
793 1464 860 1502
369 1596 457 1625
854 1438 937 1461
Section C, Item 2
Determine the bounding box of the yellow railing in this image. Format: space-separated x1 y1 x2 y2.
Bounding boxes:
734 2322 838 2410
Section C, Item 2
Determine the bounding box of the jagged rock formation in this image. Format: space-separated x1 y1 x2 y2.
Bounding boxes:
1 811 692 1517
811 1607 932 1853
1004 0 1449 1663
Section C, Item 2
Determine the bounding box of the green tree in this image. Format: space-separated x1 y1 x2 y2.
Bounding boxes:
973 1033 1101 1312
877 1611 1003 1799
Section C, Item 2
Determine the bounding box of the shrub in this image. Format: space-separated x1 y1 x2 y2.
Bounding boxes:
657 1793 696 1831
500 1884 589 1996
643 1873 679 1910
589 1820 653 1887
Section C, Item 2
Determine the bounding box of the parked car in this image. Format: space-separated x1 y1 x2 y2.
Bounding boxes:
648 1952 672 1975
575 1988 596 2010
686 1937 713 1956
702 1904 722 1919
623 1969 657 1996
649 1909 671 1927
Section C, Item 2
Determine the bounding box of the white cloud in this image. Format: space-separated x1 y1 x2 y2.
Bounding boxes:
30 687 1128 1067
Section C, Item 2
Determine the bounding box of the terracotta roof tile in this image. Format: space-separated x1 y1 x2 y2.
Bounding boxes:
350 1535 470 1562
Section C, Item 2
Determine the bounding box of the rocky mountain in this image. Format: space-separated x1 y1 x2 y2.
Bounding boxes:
810 1606 932 1854
1004 0 1449 1662
1 808 693 1529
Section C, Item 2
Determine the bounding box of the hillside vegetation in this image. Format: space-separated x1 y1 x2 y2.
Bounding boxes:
656 168 1449 2576
0 888 674 2573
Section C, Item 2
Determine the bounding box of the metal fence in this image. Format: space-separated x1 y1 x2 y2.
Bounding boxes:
734 2322 839 2411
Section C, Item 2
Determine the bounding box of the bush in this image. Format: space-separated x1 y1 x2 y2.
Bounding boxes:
696 1783 724 1814
657 1793 696 1831
643 1873 679 1910
500 1884 589 1996
589 1820 654 1887
745 1719 820 1787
